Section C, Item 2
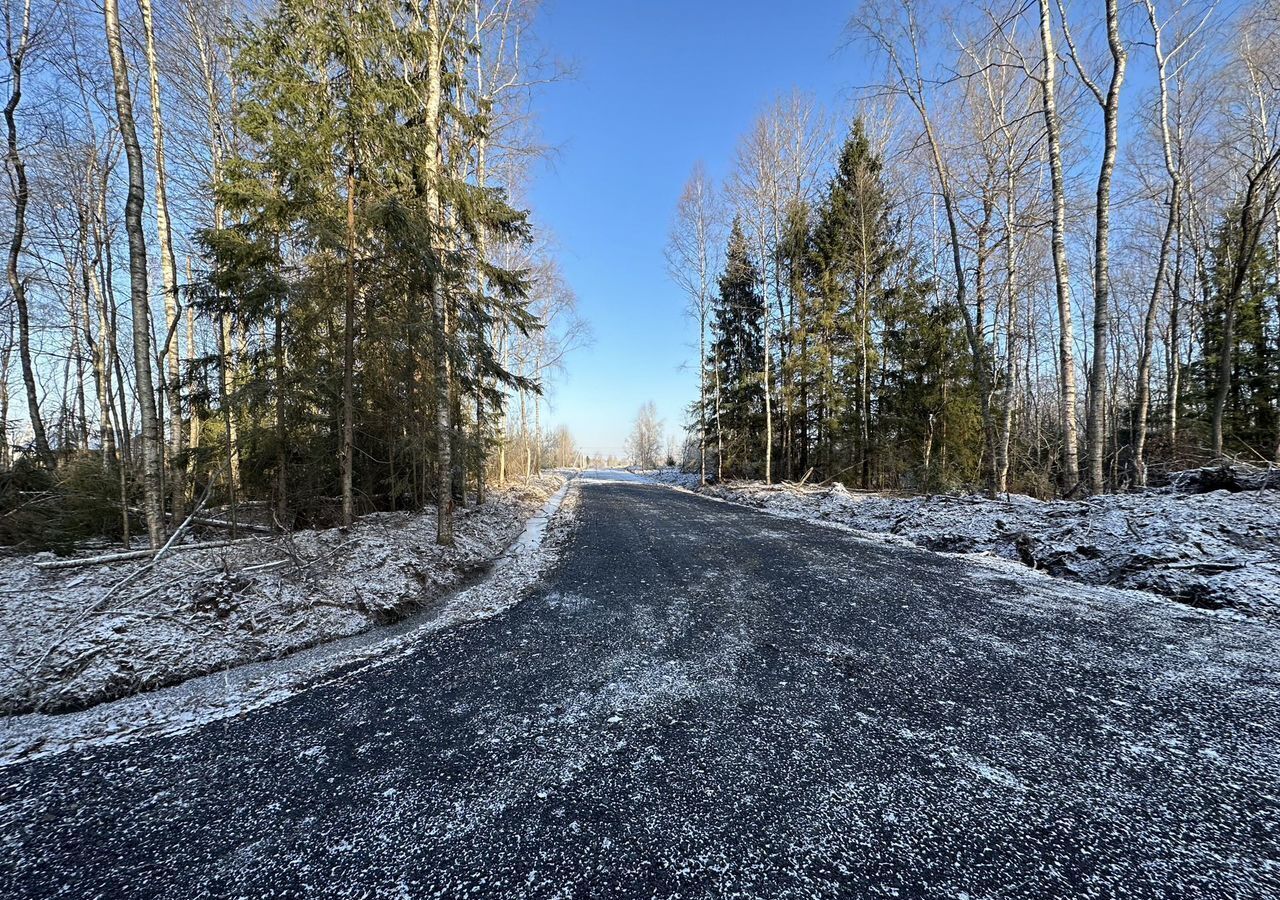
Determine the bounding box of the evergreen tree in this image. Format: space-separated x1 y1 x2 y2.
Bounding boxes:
807 118 898 485
709 219 765 477
1194 204 1280 456
878 264 977 491
200 0 536 533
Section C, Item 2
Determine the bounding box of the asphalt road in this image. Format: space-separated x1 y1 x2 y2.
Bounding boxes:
3 476 1280 899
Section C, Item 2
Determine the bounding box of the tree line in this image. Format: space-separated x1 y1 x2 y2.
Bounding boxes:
668 0 1280 496
1 0 586 551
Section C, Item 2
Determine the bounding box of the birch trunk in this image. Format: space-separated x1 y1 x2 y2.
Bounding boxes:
761 245 773 485
996 174 1019 494
1083 0 1127 493
0 333 9 469
1134 0 1184 487
139 0 185 516
1168 220 1183 449
84 203 120 469
1037 0 1081 492
194 11 237 493
104 0 166 548
1135 187 1179 487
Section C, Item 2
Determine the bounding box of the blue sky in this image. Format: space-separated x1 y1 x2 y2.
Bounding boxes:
528 0 861 458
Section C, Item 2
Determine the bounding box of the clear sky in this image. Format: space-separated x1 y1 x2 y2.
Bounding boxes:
528 0 862 459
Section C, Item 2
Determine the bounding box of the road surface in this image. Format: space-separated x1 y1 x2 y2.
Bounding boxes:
3 475 1279 898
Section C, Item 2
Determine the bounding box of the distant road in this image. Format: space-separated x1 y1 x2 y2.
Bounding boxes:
3 476 1279 898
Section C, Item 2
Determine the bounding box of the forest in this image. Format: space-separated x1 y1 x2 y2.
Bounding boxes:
5 0 1280 559
668 0 1280 497
1 0 587 551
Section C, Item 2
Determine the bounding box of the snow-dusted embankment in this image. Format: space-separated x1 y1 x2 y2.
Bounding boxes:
0 474 570 717
646 469 1280 622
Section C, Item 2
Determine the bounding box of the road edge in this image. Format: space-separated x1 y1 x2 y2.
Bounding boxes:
0 477 581 767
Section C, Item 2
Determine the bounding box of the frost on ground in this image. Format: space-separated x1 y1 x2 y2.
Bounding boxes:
0 474 567 717
0 477 578 765
645 467 1280 622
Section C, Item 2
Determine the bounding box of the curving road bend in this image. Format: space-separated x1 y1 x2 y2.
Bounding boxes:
2 474 1279 898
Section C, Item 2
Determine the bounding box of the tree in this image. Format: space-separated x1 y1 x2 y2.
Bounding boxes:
628 402 663 469
139 0 186 515
709 219 766 477
666 161 722 485
104 0 166 548
1058 0 1128 492
1034 0 1082 492
855 0 998 493
1131 0 1210 486
1205 157 1280 456
3 0 54 470
728 91 830 484
808 118 897 485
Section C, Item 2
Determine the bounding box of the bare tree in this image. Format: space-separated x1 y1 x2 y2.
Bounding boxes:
139 0 186 515
666 161 723 485
1132 0 1214 486
960 8 1042 493
627 401 663 469
3 0 54 469
1035 0 1081 491
855 0 998 492
104 0 166 547
1057 0 1127 492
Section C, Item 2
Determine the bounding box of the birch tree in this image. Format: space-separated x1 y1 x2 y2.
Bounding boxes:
139 0 185 514
1132 0 1213 486
666 162 722 484
104 0 166 547
1058 0 1127 492
3 0 54 469
1035 0 1082 491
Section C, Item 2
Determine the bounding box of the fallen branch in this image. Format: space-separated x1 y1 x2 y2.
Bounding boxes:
34 539 257 570
128 507 275 534
188 516 274 534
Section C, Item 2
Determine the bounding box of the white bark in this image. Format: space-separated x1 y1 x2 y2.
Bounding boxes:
104 0 166 548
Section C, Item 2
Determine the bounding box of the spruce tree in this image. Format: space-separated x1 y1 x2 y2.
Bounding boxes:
1195 205 1280 456
808 119 897 485
201 0 536 530
709 219 765 477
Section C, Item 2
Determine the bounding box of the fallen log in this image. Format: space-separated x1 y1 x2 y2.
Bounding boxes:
34 539 258 570
127 506 275 534
1167 464 1280 494
188 516 274 534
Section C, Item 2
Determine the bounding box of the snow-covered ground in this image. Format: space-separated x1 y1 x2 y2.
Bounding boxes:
0 474 568 718
643 468 1280 623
